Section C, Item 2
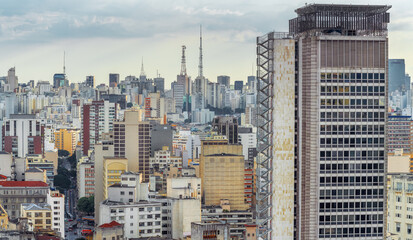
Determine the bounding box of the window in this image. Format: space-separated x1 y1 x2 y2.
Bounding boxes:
408 224 412 235
120 191 125 195
397 222 401 233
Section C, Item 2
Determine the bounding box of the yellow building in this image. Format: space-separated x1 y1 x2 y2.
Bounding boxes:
54 128 80 155
200 140 249 211
103 157 128 199
0 203 8 230
20 203 52 232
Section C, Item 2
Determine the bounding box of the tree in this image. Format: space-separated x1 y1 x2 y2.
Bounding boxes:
54 174 70 189
58 150 70 157
77 196 94 215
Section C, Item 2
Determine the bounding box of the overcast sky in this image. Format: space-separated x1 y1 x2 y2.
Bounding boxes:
0 0 411 88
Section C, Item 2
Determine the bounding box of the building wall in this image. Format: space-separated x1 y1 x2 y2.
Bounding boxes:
103 158 128 199
171 198 201 239
94 143 114 222
20 204 52 231
47 190 65 239
387 174 413 239
200 141 248 211
270 38 296 239
54 128 79 155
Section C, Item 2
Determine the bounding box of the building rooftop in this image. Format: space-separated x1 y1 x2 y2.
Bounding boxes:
9 114 37 119
25 167 44 173
295 4 391 14
99 221 122 228
0 181 48 187
21 203 51 211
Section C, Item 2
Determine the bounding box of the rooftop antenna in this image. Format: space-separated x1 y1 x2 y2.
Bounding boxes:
63 51 66 75
140 57 145 77
198 25 203 78
180 45 187 76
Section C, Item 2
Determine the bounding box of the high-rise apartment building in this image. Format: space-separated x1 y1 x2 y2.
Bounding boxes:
212 116 238 144
54 128 80 155
113 110 151 182
109 73 120 88
85 75 95 88
2 114 44 158
82 100 118 155
256 4 390 239
217 75 230 88
388 115 412 154
154 77 165 93
172 82 184 113
234 80 243 93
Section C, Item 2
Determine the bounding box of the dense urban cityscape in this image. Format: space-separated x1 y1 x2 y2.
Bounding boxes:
0 2 412 240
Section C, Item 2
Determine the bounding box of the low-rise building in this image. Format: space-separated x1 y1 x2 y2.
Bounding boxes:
26 154 55 184
0 181 49 219
25 167 47 182
202 205 253 239
388 174 413 239
20 203 52 232
107 172 149 203
47 190 65 239
94 221 124 240
150 147 182 170
191 221 230 240
77 157 95 198
103 157 128 199
99 200 162 239
166 177 201 200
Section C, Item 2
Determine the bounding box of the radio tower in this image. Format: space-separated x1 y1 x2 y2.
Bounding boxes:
180 45 187 76
198 25 203 78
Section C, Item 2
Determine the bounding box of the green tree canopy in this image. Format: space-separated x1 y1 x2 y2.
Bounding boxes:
77 196 94 215
54 174 70 189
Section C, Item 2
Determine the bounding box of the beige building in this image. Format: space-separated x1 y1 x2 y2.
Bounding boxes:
388 149 411 173
114 110 151 182
167 177 201 200
20 203 52 232
94 221 124 240
388 174 413 239
103 157 128 199
200 140 248 211
94 141 114 222
25 167 47 182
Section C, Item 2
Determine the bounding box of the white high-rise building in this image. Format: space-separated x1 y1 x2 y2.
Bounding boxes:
47 190 65 239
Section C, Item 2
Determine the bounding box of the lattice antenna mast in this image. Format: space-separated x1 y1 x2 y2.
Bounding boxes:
63 51 66 75
180 45 187 76
198 25 203 78
140 57 145 77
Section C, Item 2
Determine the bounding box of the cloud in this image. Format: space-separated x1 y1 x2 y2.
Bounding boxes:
174 6 244 16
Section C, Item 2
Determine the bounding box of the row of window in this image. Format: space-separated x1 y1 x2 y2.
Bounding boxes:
319 227 383 238
320 176 385 186
320 188 384 200
320 86 385 96
320 72 385 80
320 163 385 172
320 214 383 224
320 124 384 135
320 201 384 211
320 111 385 122
320 137 385 148
320 98 385 109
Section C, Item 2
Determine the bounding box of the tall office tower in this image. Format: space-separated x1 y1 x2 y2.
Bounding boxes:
217 75 230 88
389 59 406 93
82 100 118 155
113 110 151 182
6 67 18 92
154 76 165 93
207 82 219 108
109 73 120 88
53 73 66 88
2 114 45 158
247 76 256 92
388 115 412 154
200 140 249 211
212 116 239 144
234 80 243 93
172 81 184 113
85 75 95 88
144 92 165 118
256 4 390 239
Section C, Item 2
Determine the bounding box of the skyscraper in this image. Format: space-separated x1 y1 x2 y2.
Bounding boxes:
234 80 243 93
85 75 95 88
217 75 230 88
389 59 406 93
257 4 390 239
109 73 120 88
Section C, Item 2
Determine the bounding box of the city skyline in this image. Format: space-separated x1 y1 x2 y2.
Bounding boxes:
0 0 412 87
